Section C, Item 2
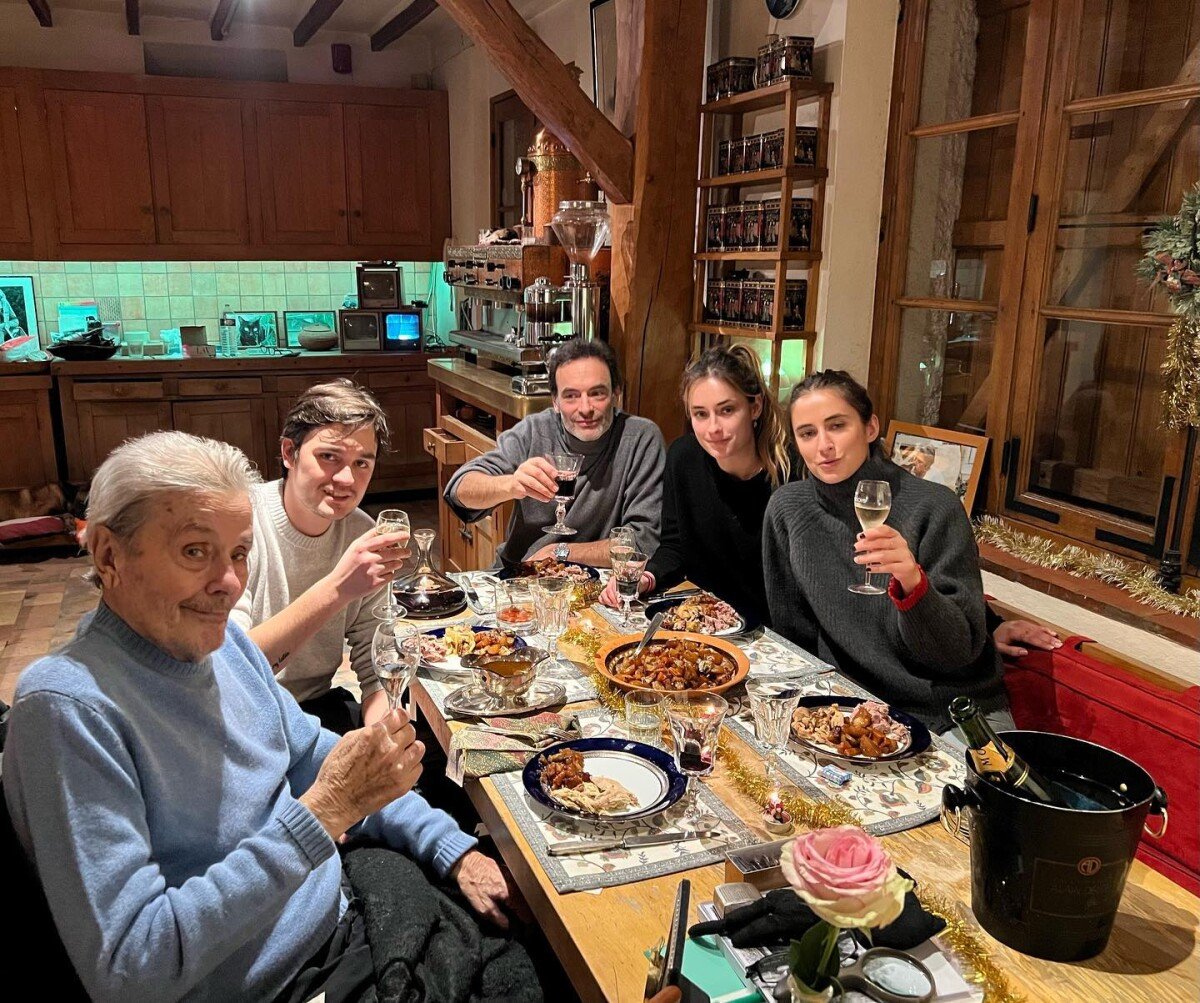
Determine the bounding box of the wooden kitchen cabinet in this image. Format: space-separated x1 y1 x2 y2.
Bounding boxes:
372 386 437 487
0 86 33 251
252 100 347 246
43 89 156 244
345 102 448 249
0 374 59 491
71 400 173 479
173 398 269 475
146 95 249 246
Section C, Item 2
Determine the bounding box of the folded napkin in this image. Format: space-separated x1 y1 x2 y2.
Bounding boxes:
447 712 581 784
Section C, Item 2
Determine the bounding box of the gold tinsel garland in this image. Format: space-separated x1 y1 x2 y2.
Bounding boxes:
1161 313 1200 431
976 516 1200 619
564 617 1023 1001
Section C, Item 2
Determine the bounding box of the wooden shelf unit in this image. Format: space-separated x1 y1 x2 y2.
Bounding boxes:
692 77 832 395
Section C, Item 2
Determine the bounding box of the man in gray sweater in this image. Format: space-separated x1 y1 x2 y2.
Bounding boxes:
446 339 665 567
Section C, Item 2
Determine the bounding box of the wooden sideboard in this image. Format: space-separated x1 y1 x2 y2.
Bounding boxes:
0 67 450 262
0 352 443 495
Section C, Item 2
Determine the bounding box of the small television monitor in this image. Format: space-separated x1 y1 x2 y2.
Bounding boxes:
381 307 422 351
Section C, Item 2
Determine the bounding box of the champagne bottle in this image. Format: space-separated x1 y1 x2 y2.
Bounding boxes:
948 696 1057 804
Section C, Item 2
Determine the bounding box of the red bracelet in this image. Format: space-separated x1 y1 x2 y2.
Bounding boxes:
888 566 929 610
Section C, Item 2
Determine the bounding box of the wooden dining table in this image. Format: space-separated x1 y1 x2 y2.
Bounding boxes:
411 603 1200 1003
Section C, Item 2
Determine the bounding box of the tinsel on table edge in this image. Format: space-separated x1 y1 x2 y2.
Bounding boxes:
1138 180 1200 431
976 515 1200 619
564 618 1025 1002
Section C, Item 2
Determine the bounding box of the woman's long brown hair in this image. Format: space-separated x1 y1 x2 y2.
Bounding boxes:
681 345 791 486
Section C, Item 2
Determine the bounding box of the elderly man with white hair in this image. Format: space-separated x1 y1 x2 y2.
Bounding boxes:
2 431 529 1003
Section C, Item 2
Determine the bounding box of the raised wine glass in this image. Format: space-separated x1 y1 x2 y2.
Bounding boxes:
848 480 891 595
745 680 803 783
371 509 411 619
666 693 728 825
542 452 582 536
614 550 649 629
371 618 420 715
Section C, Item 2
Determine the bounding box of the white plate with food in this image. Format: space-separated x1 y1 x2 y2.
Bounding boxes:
522 739 689 821
414 625 526 677
789 697 930 764
644 592 750 636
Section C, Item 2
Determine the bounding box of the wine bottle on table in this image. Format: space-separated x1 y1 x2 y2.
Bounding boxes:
948 696 1057 804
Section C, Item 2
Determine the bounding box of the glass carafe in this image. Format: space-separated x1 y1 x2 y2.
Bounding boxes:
392 528 467 618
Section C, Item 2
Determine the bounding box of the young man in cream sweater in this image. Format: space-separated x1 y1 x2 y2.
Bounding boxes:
230 379 409 732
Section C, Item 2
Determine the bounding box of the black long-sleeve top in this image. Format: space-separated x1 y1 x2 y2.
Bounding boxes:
647 433 775 625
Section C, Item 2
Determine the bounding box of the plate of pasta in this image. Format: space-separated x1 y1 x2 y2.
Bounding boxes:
523 738 688 822
413 625 526 676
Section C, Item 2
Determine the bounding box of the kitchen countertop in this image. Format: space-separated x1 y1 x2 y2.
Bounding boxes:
428 357 555 420
47 349 454 377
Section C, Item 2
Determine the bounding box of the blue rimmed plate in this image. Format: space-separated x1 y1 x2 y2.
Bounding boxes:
414 625 527 676
523 737 689 822
788 696 931 765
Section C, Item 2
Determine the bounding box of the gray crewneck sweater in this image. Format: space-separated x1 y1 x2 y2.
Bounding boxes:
445 409 665 566
762 451 1005 732
230 479 384 704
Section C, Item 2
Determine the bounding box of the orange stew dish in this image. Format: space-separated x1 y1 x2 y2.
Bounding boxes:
607 639 737 691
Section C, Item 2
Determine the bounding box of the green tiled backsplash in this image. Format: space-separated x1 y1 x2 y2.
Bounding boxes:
1 260 435 346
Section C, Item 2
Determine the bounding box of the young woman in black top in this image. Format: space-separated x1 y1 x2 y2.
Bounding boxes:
601 345 790 624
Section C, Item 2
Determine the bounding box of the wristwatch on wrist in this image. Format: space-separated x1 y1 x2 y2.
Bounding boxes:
554 542 570 561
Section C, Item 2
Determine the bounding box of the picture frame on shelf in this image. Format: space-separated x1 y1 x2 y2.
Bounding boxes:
230 311 279 351
590 0 618 123
283 311 337 349
0 276 39 345
885 421 989 512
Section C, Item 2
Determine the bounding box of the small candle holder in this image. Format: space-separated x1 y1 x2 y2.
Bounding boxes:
763 794 794 836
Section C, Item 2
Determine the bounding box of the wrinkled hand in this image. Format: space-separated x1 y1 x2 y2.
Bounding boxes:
994 619 1061 658
854 525 921 595
600 572 652 608
327 526 410 603
508 456 559 504
300 709 423 840
450 850 513 929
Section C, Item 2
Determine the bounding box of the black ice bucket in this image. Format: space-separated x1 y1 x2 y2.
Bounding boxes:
941 731 1168 962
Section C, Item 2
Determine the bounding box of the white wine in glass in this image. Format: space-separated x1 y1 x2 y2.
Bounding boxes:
372 509 410 620
849 480 890 595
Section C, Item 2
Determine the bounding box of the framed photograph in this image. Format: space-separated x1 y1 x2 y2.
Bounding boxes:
0 275 38 345
230 311 279 350
283 311 337 349
590 0 618 122
885 421 989 512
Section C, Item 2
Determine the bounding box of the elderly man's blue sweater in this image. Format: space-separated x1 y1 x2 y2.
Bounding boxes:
3 603 475 1002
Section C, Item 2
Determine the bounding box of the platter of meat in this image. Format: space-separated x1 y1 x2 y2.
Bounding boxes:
498 559 599 583
645 592 751 636
595 632 750 694
414 624 525 676
789 697 930 764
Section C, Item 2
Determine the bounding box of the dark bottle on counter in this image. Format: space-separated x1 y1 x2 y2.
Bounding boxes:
948 697 1057 804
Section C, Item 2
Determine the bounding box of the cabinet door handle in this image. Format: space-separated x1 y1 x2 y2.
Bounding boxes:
352 209 362 218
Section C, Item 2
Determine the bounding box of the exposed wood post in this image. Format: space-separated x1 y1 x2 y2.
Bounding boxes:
293 0 344 47
26 0 52 27
613 0 644 137
125 0 139 35
370 0 439 52
608 0 706 438
435 0 634 203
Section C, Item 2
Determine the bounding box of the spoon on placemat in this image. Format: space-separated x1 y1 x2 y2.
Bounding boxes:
631 611 667 658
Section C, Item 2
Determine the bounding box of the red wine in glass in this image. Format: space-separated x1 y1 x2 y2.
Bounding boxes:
543 451 582 536
555 472 577 498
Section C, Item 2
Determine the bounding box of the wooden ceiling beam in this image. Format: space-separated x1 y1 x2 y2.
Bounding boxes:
293 0 344 47
125 0 139 35
371 0 438 52
435 0 633 204
27 0 52 27
210 0 238 41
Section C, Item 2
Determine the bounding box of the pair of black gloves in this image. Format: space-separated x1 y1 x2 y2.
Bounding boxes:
688 871 944 950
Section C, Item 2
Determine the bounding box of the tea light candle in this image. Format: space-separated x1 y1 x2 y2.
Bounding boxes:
763 792 793 836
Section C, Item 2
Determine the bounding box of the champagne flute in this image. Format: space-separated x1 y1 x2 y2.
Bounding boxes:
614 550 649 629
666 693 728 825
372 619 419 715
372 508 411 620
849 480 891 595
542 452 582 536
532 575 573 675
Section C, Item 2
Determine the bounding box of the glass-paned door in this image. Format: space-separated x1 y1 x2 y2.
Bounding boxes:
1005 0 1199 560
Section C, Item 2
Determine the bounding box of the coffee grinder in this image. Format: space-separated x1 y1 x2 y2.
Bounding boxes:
550 199 611 343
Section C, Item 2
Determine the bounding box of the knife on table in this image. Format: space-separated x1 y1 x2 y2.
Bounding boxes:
548 829 724 856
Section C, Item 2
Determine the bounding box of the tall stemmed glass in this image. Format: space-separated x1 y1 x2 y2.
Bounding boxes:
532 576 573 676
848 480 891 595
612 551 649 629
666 693 728 825
542 452 582 536
371 508 411 619
745 680 803 783
372 618 419 715
609 525 643 612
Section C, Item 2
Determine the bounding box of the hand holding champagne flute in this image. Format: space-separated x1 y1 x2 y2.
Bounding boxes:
848 481 890 595
372 508 411 620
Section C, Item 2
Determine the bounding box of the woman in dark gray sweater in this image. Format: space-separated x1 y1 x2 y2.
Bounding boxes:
763 370 1010 735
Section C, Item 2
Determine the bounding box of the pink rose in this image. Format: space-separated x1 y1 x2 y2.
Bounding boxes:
779 825 911 930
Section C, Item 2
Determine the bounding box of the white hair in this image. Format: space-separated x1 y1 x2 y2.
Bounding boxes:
87 431 262 550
